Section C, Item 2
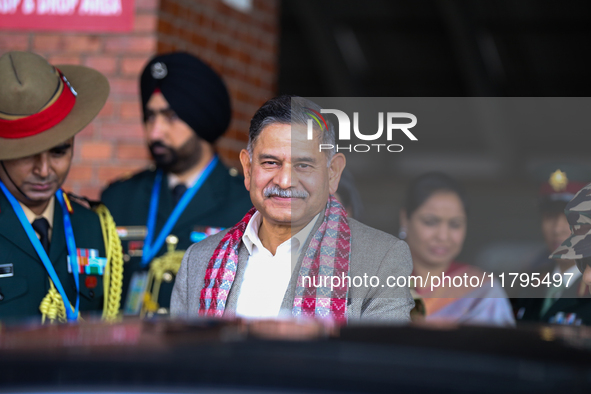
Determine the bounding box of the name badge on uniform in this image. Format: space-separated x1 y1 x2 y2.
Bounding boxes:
127 240 144 257
124 271 149 315
190 226 225 243
67 248 107 275
116 226 147 241
0 263 14 278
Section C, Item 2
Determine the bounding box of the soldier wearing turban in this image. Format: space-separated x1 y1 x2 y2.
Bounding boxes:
101 52 252 316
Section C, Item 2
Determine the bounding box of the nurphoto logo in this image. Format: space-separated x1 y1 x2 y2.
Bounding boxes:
304 107 418 153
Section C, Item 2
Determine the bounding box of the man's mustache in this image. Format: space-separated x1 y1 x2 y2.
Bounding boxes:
149 141 174 156
263 185 309 198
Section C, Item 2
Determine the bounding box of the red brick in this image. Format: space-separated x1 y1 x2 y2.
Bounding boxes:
63 36 102 53
157 41 174 54
116 143 150 161
77 124 95 139
260 60 275 74
84 56 118 75
160 0 177 16
190 11 204 26
191 32 208 48
77 186 101 201
215 42 231 57
104 36 155 54
62 179 80 195
216 147 241 169
233 130 249 143
81 142 113 160
33 35 102 53
121 57 148 76
134 14 157 33
0 34 30 51
33 35 61 51
67 165 94 182
99 122 144 140
258 0 278 13
136 0 159 11
48 55 81 65
212 18 231 35
95 99 114 119
200 14 213 29
108 78 139 96
98 164 143 184
120 101 142 119
236 50 252 65
157 19 173 35
175 4 188 18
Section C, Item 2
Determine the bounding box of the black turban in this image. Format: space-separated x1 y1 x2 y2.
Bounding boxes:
140 52 231 143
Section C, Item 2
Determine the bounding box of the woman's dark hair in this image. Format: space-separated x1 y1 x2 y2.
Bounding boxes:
403 172 468 218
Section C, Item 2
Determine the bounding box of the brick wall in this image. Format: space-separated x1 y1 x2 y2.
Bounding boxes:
0 0 278 200
157 0 279 170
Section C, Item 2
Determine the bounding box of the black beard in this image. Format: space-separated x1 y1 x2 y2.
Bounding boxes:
149 136 202 174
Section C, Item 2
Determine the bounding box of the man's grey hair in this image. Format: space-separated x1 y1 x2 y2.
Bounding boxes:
246 95 336 164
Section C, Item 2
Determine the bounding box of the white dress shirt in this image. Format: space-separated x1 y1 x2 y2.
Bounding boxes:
167 167 202 189
235 211 320 319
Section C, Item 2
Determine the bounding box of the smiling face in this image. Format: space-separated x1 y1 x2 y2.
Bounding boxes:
240 123 344 233
0 138 74 214
402 191 467 269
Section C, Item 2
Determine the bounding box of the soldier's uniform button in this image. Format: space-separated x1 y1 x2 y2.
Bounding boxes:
229 168 239 177
162 271 174 283
157 307 168 315
123 254 131 262
89 290 95 298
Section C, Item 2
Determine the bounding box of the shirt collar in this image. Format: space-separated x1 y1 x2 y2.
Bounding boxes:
242 211 321 257
19 196 55 228
242 210 263 255
167 166 203 189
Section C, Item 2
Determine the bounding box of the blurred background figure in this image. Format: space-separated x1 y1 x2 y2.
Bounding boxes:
334 168 365 220
508 164 588 303
515 180 591 326
399 172 514 326
526 164 590 273
101 52 252 317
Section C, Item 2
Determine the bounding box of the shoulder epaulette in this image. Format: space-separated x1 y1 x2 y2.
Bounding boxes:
67 192 102 210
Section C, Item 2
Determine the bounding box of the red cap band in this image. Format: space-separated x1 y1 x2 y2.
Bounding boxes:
540 181 587 196
0 69 77 139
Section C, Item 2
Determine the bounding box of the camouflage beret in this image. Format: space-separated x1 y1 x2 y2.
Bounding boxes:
550 183 591 260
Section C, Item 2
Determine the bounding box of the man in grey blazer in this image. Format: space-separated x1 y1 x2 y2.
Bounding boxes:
171 96 414 323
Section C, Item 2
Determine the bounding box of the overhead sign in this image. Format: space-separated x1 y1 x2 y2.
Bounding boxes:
0 0 134 32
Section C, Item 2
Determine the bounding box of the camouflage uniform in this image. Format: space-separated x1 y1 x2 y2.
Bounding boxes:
551 183 591 278
514 174 591 325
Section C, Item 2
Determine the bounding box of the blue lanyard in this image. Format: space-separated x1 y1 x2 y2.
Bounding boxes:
142 155 219 266
0 182 79 321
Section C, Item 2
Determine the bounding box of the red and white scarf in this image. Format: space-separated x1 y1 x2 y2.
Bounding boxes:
199 195 351 324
